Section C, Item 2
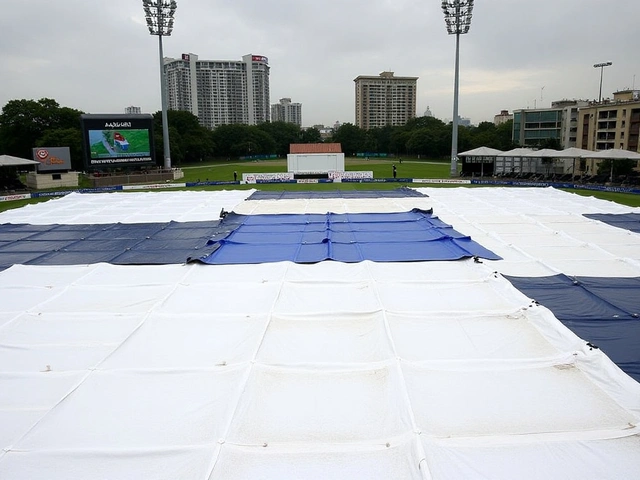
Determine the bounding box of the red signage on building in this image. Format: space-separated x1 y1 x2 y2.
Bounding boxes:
182 53 190 61
252 55 268 64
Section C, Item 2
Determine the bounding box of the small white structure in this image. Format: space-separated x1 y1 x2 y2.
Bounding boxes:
26 171 79 189
287 143 345 174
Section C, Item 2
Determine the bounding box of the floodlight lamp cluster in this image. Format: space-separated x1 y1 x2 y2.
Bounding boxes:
142 0 177 36
441 0 474 35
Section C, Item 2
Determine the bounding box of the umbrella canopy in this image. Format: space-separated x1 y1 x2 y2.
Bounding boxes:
458 147 504 157
521 149 562 158
551 147 595 158
0 154 40 167
497 148 535 157
581 149 640 160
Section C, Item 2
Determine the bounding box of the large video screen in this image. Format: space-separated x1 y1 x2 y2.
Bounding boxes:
81 114 156 169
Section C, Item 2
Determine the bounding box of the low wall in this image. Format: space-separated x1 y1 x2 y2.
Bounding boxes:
89 169 183 187
26 172 79 189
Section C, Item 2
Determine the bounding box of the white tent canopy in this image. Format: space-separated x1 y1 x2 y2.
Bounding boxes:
550 147 595 158
522 148 562 157
497 148 535 157
0 154 39 167
582 148 640 160
457 146 504 157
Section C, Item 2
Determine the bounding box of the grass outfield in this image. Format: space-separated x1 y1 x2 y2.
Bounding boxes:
2 157 640 213
180 158 449 183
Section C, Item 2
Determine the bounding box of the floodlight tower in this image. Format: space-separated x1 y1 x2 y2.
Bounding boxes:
593 62 612 103
442 0 474 177
143 0 177 170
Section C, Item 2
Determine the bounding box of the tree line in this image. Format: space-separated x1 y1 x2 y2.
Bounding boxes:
0 98 516 170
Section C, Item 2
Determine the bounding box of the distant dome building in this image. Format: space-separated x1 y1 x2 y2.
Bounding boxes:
424 106 433 117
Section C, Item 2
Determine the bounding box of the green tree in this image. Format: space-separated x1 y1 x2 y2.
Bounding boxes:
258 122 300 155
0 98 83 158
495 120 516 150
539 137 562 150
210 124 248 158
153 110 215 164
597 159 637 178
367 125 394 153
37 128 84 170
300 127 322 144
331 123 366 155
211 124 275 158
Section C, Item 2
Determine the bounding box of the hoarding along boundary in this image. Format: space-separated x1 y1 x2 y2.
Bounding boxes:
3 178 640 204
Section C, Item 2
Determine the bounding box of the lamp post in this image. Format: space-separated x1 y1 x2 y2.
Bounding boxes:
143 0 177 170
442 0 474 177
593 62 612 103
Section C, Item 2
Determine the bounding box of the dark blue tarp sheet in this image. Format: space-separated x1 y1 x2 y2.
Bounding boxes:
247 188 426 200
193 209 501 265
584 213 640 234
0 221 225 271
0 210 500 269
505 274 640 382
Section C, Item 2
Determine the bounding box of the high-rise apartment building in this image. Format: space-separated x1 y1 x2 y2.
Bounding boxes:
164 53 270 129
354 72 417 130
271 98 302 126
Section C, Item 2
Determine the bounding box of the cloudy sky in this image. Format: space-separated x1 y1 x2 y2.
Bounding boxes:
1 0 638 127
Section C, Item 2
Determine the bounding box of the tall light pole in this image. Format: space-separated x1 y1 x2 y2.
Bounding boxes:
143 0 177 170
593 61 612 103
442 0 474 177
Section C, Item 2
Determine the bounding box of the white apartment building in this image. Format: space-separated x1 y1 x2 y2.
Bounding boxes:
124 106 142 115
354 72 417 130
271 98 302 126
164 53 270 129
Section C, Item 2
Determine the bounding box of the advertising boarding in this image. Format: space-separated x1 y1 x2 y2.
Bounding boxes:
32 147 72 172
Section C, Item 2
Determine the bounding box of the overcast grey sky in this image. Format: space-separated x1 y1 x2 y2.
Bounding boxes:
1 0 638 127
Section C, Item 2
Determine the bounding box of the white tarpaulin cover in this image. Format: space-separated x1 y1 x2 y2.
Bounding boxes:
0 187 639 479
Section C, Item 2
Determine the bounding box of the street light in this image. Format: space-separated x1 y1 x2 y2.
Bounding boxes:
593 62 612 103
442 0 474 177
143 0 177 170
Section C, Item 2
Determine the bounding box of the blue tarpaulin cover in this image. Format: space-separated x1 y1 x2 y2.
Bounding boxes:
193 209 501 265
0 221 225 271
0 210 500 269
584 213 640 234
505 274 640 382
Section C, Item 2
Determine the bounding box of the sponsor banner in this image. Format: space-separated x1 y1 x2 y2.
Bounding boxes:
297 179 319 184
256 179 297 184
355 153 389 158
184 181 238 187
31 187 123 198
243 172 294 184
341 178 386 183
0 193 32 203
77 187 123 193
239 154 278 160
30 191 74 198
328 171 373 180
470 179 640 195
122 183 186 190
32 147 72 172
414 178 471 184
